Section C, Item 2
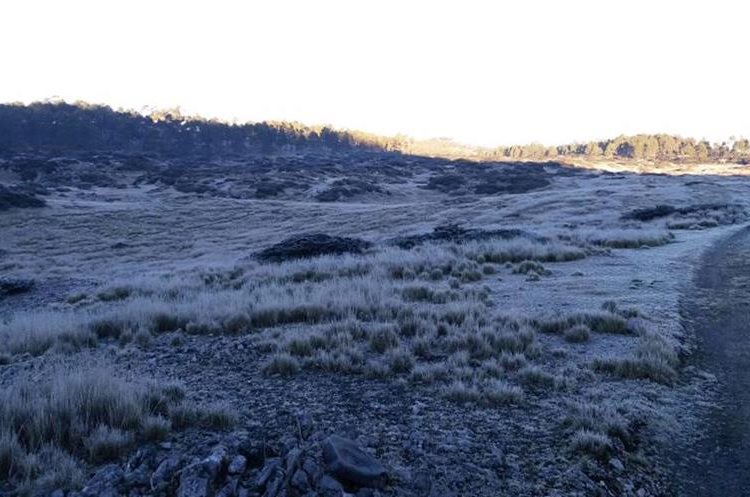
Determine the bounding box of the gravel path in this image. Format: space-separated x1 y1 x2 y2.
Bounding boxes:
677 225 750 495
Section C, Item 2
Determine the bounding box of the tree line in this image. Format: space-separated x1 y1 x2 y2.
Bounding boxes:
484 134 750 163
0 101 747 164
0 101 408 157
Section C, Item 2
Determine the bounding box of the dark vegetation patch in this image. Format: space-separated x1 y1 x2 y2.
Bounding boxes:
623 203 746 223
423 162 554 196
255 234 373 263
0 278 35 298
315 178 387 202
391 223 531 249
0 186 46 211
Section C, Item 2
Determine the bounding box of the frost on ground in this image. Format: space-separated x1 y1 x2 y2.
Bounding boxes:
0 152 749 496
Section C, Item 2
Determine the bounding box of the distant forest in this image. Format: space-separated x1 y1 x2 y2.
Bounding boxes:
0 101 748 164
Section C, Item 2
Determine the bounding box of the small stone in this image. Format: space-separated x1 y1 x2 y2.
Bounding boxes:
302 457 323 484
215 479 238 497
80 464 124 497
177 463 210 497
286 447 303 473
228 455 248 475
322 435 386 489
255 458 281 489
264 471 285 497
152 456 182 488
609 458 624 471
291 468 311 493
204 445 228 479
318 474 344 497
296 412 315 439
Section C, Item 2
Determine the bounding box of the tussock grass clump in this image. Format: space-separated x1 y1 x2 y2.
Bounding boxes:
536 311 629 335
467 239 586 264
518 366 556 390
442 380 523 406
369 325 400 353
96 286 132 302
409 363 452 384
262 353 301 376
563 401 632 449
482 380 524 406
581 229 674 249
0 312 98 357
84 426 132 463
512 260 551 276
401 286 449 304
564 324 591 343
387 349 415 374
592 327 678 385
441 381 481 404
0 369 227 493
569 429 613 459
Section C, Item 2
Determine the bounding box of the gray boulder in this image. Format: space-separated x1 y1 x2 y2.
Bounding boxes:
322 435 386 489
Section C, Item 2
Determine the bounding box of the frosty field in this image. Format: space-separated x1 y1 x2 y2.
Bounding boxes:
1 152 749 496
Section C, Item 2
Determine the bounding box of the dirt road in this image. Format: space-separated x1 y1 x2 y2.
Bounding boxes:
677 226 750 496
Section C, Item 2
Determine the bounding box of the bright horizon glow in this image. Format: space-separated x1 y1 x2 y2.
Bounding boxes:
1 0 748 147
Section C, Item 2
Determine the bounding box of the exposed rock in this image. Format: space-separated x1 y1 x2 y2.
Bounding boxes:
255 234 372 262
285 447 303 474
80 464 124 497
322 435 387 489
204 445 228 479
152 455 182 489
317 474 345 497
177 461 211 497
290 468 311 493
228 455 248 475
215 478 239 497
263 471 285 497
302 457 323 485
255 458 282 489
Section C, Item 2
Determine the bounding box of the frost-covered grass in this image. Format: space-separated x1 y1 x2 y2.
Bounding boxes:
0 237 581 359
569 228 674 249
0 368 236 493
592 330 679 385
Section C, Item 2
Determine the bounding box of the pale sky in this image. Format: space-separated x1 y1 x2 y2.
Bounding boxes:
1 0 748 146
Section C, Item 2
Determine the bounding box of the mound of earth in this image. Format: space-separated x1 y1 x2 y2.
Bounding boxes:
256 234 372 262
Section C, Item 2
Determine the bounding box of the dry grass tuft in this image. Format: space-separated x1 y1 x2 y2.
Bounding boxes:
0 368 234 492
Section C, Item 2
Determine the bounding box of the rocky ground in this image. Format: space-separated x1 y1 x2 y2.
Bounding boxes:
1 151 750 496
